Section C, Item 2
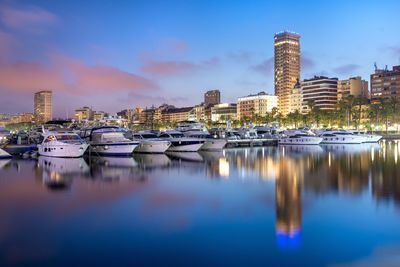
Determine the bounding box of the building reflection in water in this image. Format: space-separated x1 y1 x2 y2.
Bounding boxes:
21 140 400 250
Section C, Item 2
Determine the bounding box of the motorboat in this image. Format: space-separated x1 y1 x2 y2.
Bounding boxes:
80 126 139 156
238 127 259 139
347 130 382 143
0 148 12 159
2 131 37 156
279 130 323 145
175 121 207 133
318 130 366 144
131 131 171 153
158 130 204 152
225 129 242 140
184 131 227 150
38 131 89 157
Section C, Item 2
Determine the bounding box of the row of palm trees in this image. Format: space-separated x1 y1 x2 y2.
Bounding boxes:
235 95 400 132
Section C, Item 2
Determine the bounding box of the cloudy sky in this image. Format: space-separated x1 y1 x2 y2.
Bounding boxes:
0 0 399 117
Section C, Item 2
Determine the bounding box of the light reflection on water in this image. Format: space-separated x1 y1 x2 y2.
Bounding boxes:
1 141 400 266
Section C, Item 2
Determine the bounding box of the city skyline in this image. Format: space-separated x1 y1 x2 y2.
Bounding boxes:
1 0 400 117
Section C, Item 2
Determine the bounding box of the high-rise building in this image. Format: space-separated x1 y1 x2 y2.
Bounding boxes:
274 31 301 115
237 92 278 120
204 90 221 106
34 90 52 123
337 76 369 101
301 76 338 113
370 65 400 103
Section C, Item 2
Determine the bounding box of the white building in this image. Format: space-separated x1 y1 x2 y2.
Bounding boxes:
237 92 278 120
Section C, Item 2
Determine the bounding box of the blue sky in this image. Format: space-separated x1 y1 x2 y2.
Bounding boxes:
0 0 400 117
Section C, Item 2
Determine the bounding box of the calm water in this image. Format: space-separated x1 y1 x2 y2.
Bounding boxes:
1 141 400 267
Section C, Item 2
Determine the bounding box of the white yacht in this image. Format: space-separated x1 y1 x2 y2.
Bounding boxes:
80 126 139 156
0 148 12 159
132 132 171 153
318 130 366 144
238 127 259 139
175 121 207 133
38 131 89 158
347 130 382 143
279 130 323 145
183 131 227 150
225 129 242 140
158 130 204 152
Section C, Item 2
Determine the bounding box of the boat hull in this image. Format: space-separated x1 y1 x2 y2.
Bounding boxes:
134 141 171 153
38 143 89 158
320 136 365 144
200 139 227 150
90 142 138 156
279 137 323 145
167 141 204 152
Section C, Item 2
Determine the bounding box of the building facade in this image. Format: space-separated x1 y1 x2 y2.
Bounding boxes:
161 107 192 123
204 90 221 106
274 31 301 115
237 92 278 120
337 76 369 101
288 81 303 113
370 65 400 103
211 103 237 122
301 76 338 113
75 106 93 121
34 90 52 123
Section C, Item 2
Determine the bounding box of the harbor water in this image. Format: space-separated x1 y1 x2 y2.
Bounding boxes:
1 141 400 266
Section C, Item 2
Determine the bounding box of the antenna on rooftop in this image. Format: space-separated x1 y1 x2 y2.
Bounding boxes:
374 62 378 71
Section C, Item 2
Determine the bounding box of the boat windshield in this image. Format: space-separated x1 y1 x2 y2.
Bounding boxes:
56 135 82 141
170 133 184 138
141 134 158 139
92 127 121 133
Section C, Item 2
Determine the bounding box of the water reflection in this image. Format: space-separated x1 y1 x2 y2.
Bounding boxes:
37 156 89 190
2 141 400 266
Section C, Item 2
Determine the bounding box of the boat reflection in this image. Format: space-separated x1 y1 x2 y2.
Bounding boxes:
0 159 11 169
133 154 171 170
37 156 89 190
88 156 139 182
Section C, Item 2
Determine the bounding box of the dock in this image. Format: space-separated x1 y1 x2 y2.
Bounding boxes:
225 138 278 148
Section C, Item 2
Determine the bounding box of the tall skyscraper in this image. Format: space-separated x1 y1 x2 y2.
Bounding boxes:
204 90 221 106
34 90 52 123
274 31 301 115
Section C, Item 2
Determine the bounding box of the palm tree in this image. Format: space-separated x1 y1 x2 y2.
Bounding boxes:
354 96 368 129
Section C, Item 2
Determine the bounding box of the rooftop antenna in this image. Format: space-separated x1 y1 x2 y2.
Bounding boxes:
374 62 378 71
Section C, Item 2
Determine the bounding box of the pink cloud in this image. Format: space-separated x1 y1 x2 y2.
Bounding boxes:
164 39 190 53
141 57 220 76
0 5 57 33
0 54 158 95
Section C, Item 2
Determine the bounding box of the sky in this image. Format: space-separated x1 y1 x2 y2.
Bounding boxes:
0 0 399 118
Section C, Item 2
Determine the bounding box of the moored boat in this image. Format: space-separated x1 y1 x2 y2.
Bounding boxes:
279 130 323 145
38 131 89 158
159 130 204 152
81 126 139 156
131 132 171 153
